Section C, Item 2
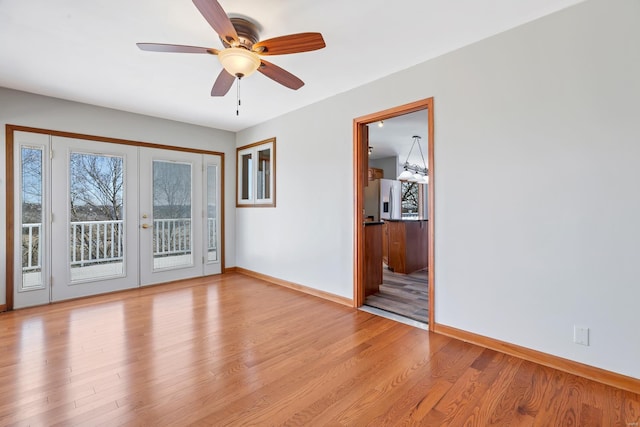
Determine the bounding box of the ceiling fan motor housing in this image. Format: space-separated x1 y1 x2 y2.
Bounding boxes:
221 17 260 50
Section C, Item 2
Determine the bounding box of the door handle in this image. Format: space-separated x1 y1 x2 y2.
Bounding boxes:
141 223 152 229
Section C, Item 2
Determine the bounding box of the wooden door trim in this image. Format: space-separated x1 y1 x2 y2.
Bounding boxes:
5 126 16 310
4 124 227 311
352 98 435 330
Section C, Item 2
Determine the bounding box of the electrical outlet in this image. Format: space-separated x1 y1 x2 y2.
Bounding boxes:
573 326 590 346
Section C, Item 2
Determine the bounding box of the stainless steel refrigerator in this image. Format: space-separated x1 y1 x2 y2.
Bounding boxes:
380 178 402 220
364 178 402 221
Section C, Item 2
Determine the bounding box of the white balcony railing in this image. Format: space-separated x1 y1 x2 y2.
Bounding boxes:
22 223 42 272
22 218 217 271
153 218 191 258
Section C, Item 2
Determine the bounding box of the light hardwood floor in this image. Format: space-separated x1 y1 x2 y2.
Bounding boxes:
0 272 638 425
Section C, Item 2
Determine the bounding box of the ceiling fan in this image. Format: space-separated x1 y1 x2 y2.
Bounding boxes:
137 0 326 97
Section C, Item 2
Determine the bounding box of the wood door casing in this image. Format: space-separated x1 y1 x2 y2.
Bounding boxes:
352 98 435 329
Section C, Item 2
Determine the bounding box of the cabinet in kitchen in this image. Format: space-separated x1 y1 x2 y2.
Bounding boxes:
385 219 428 274
364 222 383 296
368 167 384 181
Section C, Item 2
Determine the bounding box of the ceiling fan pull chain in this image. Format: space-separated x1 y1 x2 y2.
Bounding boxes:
236 76 241 116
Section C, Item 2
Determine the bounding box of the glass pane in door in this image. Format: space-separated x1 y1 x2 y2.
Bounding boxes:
69 152 125 282
21 147 44 290
206 165 218 262
153 161 192 270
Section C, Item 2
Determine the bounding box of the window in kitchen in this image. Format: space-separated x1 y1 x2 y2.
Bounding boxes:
237 137 276 207
401 182 419 219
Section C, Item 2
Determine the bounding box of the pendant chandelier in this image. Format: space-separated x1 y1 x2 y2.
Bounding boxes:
397 135 428 184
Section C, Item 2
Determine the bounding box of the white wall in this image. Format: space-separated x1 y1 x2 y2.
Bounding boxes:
0 88 237 306
236 0 640 379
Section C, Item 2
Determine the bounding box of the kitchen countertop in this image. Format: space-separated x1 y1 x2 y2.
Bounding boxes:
383 218 428 222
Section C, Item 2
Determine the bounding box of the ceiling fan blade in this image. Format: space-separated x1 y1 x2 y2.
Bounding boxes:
137 43 219 55
258 60 304 90
192 0 238 45
211 69 236 96
253 33 325 55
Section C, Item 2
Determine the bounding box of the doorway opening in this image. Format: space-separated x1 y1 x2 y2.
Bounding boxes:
353 98 434 329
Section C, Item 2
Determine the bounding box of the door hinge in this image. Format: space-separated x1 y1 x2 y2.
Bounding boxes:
50 148 54 159
202 256 205 265
51 213 54 223
50 276 53 286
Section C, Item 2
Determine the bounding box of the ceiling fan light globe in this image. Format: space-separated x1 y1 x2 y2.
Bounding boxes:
218 48 261 78
397 170 413 181
416 175 429 184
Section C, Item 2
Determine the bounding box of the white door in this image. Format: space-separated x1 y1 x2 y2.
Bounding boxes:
12 132 223 307
50 137 140 301
138 149 222 285
203 156 223 276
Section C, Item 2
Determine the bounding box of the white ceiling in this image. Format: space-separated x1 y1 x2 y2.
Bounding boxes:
0 0 584 133
368 110 430 169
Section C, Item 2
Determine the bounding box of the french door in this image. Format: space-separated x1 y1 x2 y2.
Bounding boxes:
50 137 140 301
13 131 222 308
138 148 222 285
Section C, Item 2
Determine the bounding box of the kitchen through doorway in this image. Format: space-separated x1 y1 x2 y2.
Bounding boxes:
353 99 434 329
